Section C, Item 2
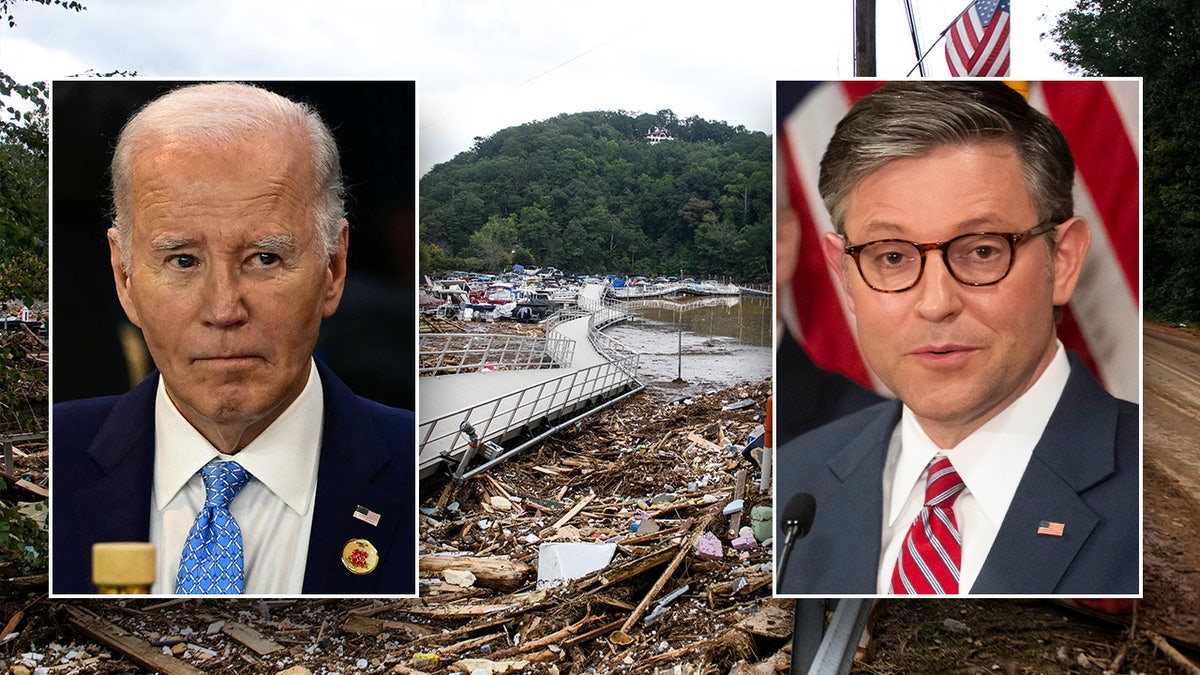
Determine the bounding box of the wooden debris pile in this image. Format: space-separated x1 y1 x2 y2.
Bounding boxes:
418 315 467 334
400 380 786 672
0 437 48 504
7 380 784 674
420 316 549 338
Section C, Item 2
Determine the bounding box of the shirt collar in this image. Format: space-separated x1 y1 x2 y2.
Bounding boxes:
889 342 1071 527
153 359 324 515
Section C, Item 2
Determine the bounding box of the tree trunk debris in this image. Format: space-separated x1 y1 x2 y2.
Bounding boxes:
1146 629 1200 675
62 605 208 675
15 382 780 674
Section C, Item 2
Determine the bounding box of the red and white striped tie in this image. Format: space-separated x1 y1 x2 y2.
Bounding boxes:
891 455 965 594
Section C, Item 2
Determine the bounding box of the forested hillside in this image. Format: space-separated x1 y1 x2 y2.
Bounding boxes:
419 109 771 280
1052 0 1200 322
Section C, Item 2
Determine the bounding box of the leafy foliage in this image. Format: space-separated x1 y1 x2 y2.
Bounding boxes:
1049 0 1200 322
0 0 60 582
0 72 48 266
0 479 46 575
420 109 771 280
2 0 84 28
0 251 46 307
0 71 49 434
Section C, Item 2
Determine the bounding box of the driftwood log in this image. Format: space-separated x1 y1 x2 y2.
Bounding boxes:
62 605 207 675
419 555 534 593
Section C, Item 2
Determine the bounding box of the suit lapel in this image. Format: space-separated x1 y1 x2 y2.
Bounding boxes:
303 362 406 593
971 457 1100 593
972 356 1119 594
73 374 159 549
827 402 896 591
791 401 898 593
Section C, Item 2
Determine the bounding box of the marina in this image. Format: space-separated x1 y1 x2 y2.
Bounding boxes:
417 275 772 480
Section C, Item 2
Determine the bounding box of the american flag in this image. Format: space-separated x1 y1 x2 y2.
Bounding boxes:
1037 520 1066 537
946 0 1011 77
354 505 382 526
778 81 1140 406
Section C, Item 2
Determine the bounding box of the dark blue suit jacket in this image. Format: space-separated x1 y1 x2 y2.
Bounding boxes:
52 361 416 595
776 353 1139 595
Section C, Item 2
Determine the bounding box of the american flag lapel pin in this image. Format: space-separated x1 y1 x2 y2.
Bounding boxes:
354 505 382 527
1037 520 1065 537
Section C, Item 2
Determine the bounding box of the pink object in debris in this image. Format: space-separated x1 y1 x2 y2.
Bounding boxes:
695 531 724 559
731 535 758 550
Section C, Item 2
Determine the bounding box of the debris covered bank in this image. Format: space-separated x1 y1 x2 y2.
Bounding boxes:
413 378 783 672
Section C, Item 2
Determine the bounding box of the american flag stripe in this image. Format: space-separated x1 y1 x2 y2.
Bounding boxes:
1037 520 1065 536
782 82 877 390
1037 81 1142 403
1040 82 1140 292
946 0 1011 77
782 107 877 390
778 81 1140 403
354 505 381 526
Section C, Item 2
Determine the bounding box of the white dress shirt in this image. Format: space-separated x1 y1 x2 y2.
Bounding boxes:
149 360 323 594
877 343 1071 594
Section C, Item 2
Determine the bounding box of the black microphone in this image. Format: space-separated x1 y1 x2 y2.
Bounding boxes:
777 492 816 591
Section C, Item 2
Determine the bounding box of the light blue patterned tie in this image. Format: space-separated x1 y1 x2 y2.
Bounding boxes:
175 460 251 594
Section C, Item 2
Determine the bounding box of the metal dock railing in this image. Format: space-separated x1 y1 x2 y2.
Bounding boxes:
418 285 642 480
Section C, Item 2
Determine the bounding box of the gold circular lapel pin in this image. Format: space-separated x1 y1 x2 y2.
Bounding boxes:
342 538 379 575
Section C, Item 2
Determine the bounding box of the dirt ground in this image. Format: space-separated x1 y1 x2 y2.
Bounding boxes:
4 323 1200 673
1137 323 1200 645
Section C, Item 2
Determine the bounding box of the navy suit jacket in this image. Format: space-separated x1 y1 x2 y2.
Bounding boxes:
52 361 416 595
776 353 1139 595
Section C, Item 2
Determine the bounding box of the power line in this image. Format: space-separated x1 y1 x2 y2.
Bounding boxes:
419 36 619 131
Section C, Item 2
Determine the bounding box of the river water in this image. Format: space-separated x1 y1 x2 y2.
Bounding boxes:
603 294 773 400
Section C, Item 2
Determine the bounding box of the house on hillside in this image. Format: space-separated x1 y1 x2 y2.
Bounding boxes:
645 127 674 144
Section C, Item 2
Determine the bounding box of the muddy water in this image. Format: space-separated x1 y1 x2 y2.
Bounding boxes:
604 295 772 399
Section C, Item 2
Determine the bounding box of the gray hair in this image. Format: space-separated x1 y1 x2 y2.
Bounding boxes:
110 82 345 272
817 81 1075 237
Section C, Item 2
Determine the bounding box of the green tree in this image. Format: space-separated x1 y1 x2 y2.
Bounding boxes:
419 108 771 281
560 218 603 272
1049 0 1200 320
513 203 556 263
418 240 449 275
0 0 80 578
0 252 47 306
468 215 520 272
422 189 488 253
0 73 48 264
0 72 49 438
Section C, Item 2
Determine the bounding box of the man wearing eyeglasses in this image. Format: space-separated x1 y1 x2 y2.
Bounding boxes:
775 81 1138 595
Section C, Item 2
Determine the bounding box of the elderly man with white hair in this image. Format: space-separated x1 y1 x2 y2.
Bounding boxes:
52 82 416 596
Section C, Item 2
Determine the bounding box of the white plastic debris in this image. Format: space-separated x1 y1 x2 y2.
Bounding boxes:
536 542 617 589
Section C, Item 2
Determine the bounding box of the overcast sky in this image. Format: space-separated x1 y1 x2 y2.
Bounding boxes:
2 0 1078 175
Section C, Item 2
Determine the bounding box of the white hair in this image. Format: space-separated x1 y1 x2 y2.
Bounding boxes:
110 82 345 272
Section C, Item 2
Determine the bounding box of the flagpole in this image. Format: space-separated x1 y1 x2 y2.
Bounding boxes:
906 0 976 76
855 0 876 76
903 0 926 76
